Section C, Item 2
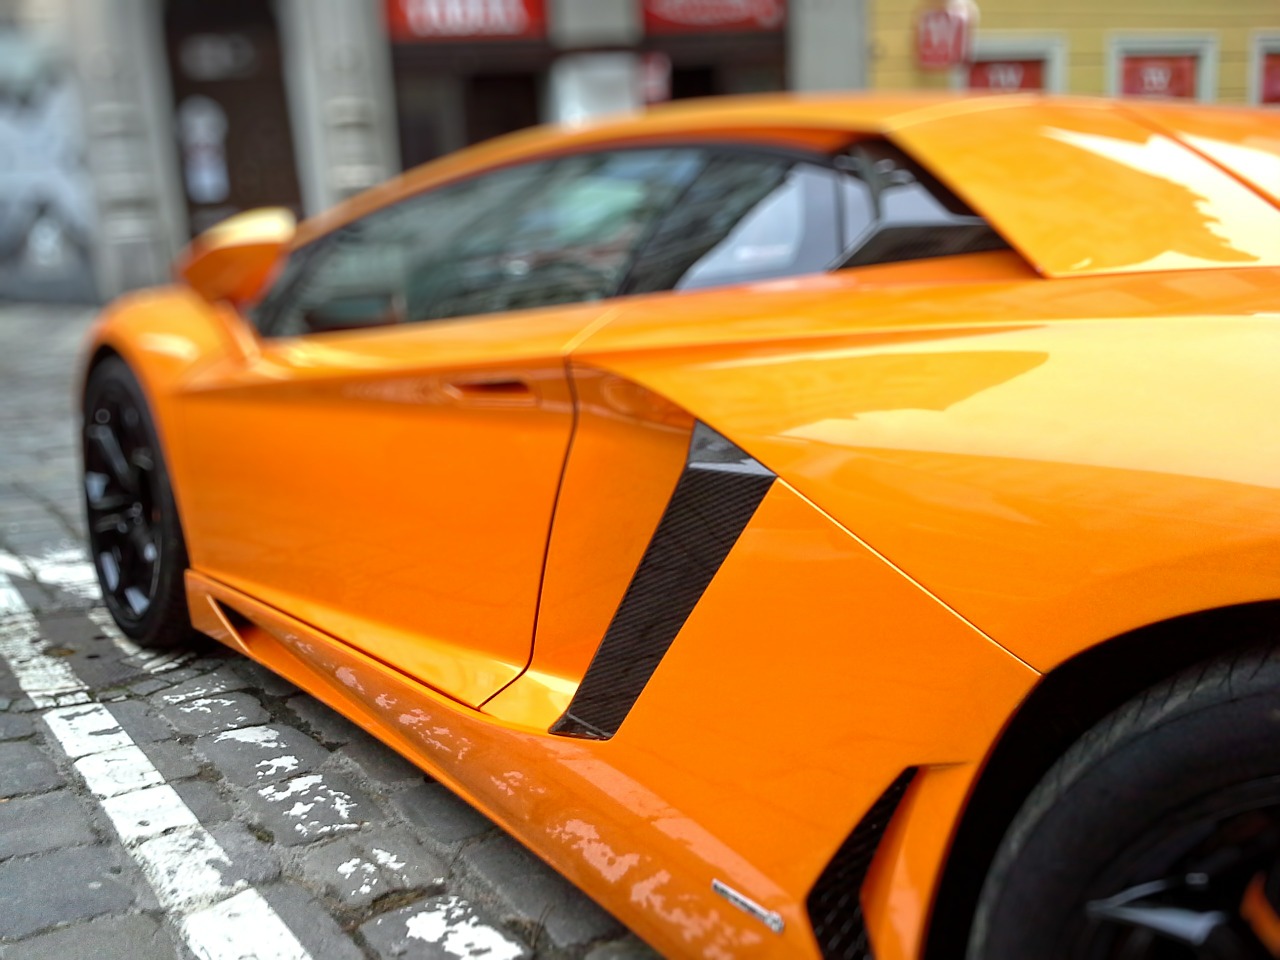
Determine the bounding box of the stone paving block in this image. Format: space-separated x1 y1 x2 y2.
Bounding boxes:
392 782 495 845
159 691 269 736
137 738 201 781
0 741 61 797
585 938 663 960
106 700 173 744
173 780 233 824
359 895 530 960
286 693 364 747
333 731 424 787
0 914 180 960
208 822 282 886
463 834 623 949
247 771 373 847
231 659 299 698
0 790 95 860
194 724 331 787
0 846 136 939
127 677 170 697
0 712 33 741
258 882 365 960
286 825 446 909
149 666 249 706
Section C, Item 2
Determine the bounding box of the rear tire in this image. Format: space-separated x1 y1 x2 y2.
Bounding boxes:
82 356 195 649
969 647 1280 960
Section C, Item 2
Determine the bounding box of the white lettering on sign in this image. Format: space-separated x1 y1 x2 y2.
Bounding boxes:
920 12 960 50
647 0 784 29
987 62 1025 89
403 0 530 37
1142 64 1172 93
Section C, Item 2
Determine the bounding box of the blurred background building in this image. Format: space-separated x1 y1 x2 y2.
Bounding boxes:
0 0 1277 303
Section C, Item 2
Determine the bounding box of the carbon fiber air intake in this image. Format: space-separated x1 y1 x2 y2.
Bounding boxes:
807 769 918 960
551 422 775 740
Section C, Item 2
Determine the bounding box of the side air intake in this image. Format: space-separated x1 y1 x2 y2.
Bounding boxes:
807 769 918 960
551 422 774 740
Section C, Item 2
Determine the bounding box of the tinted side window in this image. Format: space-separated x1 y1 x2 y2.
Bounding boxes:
623 154 842 295
837 142 1009 268
257 150 701 338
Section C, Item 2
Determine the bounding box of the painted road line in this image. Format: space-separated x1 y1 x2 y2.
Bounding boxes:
88 605 194 674
0 568 313 960
0 581 91 707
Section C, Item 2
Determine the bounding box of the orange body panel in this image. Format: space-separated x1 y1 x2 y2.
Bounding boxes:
185 477 1034 959
81 94 1280 958
485 366 695 724
581 270 1280 674
176 302 612 707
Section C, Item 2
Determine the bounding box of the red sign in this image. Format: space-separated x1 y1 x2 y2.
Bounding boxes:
642 0 785 35
1120 54 1198 99
1262 52 1280 104
385 0 546 41
915 7 974 69
968 59 1044 91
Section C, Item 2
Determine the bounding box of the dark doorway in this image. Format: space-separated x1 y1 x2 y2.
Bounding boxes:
165 0 302 236
464 73 541 146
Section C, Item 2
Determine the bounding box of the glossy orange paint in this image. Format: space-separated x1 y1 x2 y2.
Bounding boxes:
184 476 1034 959
484 366 695 725
1121 101 1280 207
81 95 1280 958
173 206 296 306
177 302 611 708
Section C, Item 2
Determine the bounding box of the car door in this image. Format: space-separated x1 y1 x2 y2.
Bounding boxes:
176 149 702 707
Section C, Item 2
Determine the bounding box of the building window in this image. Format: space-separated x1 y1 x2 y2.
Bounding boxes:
1107 33 1218 102
950 33 1067 92
1250 31 1280 105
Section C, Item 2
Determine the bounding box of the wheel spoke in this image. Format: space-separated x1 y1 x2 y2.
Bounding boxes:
86 423 136 493
91 512 128 536
1088 879 1276 959
129 447 155 473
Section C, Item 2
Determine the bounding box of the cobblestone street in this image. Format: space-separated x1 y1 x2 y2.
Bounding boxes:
0 304 654 960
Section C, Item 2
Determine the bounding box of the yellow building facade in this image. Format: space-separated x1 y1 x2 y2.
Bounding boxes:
870 0 1280 104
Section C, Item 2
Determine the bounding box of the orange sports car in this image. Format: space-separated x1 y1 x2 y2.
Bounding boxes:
79 93 1280 959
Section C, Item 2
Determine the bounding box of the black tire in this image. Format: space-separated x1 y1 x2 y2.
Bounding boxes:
82 355 196 648
969 647 1280 960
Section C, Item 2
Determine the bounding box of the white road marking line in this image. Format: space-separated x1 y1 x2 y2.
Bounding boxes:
0 602 91 707
0 567 314 960
88 605 193 674
75 744 166 798
182 889 311 960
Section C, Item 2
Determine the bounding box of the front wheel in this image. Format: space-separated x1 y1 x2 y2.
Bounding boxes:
969 647 1280 960
82 355 194 648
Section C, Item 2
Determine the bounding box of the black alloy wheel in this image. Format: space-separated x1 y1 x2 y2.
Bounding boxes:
82 356 194 647
968 647 1280 960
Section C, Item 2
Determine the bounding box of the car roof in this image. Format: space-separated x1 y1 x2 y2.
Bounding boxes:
296 93 1280 280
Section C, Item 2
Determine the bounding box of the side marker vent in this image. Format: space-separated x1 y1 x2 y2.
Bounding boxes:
551 423 774 740
807 769 918 960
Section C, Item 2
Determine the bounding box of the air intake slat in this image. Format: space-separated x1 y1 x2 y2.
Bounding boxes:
807 769 917 960
552 423 774 740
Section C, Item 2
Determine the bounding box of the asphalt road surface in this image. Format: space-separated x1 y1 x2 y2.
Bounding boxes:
0 304 655 960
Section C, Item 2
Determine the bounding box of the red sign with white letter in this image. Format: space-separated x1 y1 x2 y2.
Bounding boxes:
385 0 546 41
1262 52 1280 104
642 0 785 35
1120 54 1198 98
968 59 1044 91
916 7 974 69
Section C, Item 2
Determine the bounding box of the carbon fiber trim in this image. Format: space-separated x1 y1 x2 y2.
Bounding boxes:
551 423 774 739
807 769 918 960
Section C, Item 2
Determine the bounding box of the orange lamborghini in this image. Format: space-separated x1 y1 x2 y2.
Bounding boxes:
79 93 1280 959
